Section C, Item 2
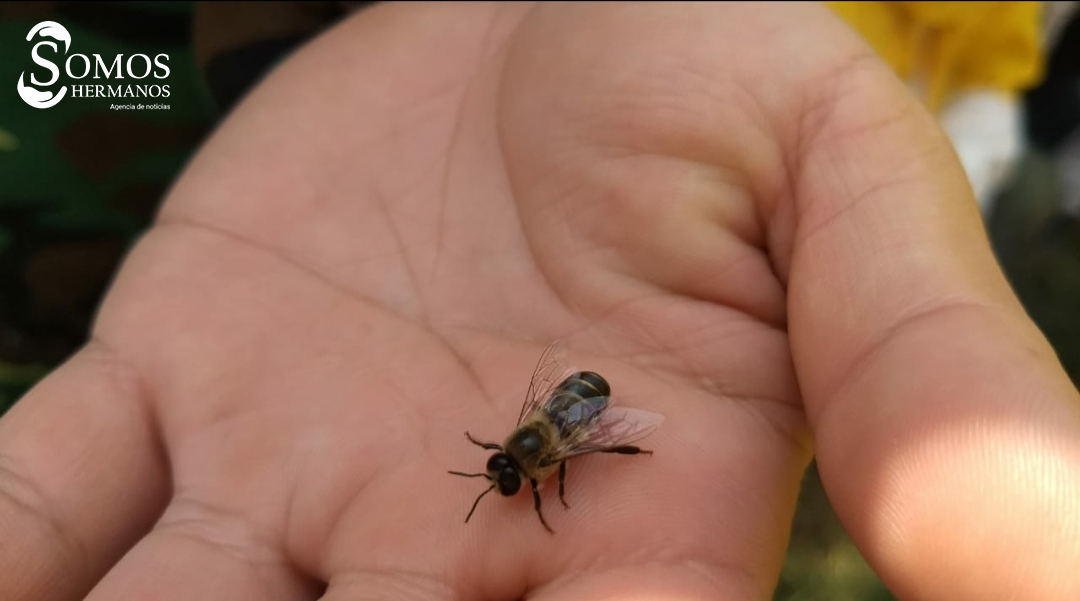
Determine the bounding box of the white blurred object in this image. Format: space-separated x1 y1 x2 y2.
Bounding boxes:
937 88 1024 216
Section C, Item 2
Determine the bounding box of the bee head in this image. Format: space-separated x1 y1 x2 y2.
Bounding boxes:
486 453 521 496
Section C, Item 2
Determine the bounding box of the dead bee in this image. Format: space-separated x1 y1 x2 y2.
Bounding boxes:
449 341 663 534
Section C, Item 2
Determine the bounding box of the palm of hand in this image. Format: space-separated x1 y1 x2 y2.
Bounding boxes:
12 4 1045 601
83 4 811 598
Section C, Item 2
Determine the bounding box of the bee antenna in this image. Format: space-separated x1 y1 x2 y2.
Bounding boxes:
448 470 491 479
465 484 496 523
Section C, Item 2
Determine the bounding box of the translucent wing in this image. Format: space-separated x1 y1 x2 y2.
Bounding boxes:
517 340 573 426
549 404 665 462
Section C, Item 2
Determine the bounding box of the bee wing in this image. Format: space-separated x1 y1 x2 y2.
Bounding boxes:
552 405 665 461
517 340 573 426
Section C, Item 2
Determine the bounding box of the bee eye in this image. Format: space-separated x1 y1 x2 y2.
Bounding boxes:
486 454 512 472
497 468 521 496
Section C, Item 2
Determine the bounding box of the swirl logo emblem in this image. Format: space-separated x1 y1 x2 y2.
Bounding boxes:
17 21 71 109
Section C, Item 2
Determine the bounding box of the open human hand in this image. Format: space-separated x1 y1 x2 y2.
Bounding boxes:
3 3 1078 600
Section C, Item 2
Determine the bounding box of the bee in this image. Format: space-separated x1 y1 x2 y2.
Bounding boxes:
448 341 664 534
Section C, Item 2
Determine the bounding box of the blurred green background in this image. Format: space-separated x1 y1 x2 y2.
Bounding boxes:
1 3 1078 600
1 1 218 410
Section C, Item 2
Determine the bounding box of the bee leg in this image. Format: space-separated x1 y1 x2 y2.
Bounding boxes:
600 445 653 455
464 431 503 451
558 461 570 510
530 478 554 534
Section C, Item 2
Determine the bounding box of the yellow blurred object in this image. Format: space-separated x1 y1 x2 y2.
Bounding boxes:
824 1 1046 111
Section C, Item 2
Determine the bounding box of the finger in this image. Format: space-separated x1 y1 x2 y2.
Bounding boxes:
0 343 168 601
750 5 1080 600
316 572 452 601
527 563 755 601
85 496 320 601
316 562 746 601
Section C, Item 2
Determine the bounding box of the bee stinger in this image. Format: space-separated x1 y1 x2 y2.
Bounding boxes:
448 340 664 534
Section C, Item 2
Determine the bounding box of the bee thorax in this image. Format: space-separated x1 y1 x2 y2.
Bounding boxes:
504 426 546 459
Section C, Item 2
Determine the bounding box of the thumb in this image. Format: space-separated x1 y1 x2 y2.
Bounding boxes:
771 8 1080 601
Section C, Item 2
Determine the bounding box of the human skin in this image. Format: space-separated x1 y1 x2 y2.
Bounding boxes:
1 3 1078 600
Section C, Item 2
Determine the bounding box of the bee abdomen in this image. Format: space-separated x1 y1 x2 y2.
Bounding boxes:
556 371 610 399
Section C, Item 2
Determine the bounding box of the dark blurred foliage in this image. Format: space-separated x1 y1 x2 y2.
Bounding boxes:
1 4 1078 600
1001 4 1080 389
1 2 216 409
0 1 364 411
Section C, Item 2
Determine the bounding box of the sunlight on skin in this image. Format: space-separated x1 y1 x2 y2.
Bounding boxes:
817 310 1080 600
